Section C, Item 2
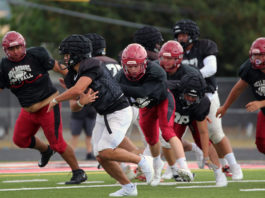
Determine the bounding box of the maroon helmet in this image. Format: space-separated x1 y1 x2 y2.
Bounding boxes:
249 37 265 69
2 31 26 62
121 43 147 81
159 40 183 73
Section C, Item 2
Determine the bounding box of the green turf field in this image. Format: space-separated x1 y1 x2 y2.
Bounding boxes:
0 169 265 198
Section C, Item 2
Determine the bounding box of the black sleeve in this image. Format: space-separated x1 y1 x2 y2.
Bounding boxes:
79 59 102 81
193 97 210 121
166 79 181 92
238 59 251 82
0 63 5 89
120 80 161 98
28 47 55 70
200 39 218 56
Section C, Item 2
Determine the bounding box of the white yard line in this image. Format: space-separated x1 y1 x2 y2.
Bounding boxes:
3 179 48 183
0 180 265 192
240 188 265 192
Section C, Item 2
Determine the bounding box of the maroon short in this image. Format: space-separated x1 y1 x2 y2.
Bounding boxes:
13 104 67 154
256 111 265 154
139 91 176 145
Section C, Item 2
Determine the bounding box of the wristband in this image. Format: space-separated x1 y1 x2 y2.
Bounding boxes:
76 100 84 108
52 98 58 104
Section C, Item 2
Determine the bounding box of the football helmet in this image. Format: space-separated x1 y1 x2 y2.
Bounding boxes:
249 37 265 69
179 74 206 107
173 19 200 49
2 31 26 62
84 33 106 56
59 34 92 69
159 40 184 73
134 26 164 52
121 43 147 81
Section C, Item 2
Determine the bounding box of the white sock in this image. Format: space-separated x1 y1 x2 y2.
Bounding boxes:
138 156 145 167
176 157 188 170
219 158 228 167
153 155 162 169
214 167 222 174
191 143 200 152
170 163 178 175
224 153 237 166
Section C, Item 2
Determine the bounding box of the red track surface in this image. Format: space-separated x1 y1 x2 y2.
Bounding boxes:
0 161 264 174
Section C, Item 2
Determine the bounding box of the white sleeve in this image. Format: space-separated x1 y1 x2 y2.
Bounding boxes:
200 55 217 78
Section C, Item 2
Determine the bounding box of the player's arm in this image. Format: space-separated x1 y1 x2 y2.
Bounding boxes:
196 119 209 159
200 55 217 78
216 79 248 118
52 60 68 76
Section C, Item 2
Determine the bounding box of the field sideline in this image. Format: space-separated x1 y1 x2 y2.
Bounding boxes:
0 161 265 198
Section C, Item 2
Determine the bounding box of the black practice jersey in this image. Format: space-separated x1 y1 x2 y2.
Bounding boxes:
239 59 265 114
64 58 129 115
160 63 209 124
94 56 122 77
165 63 202 97
71 56 121 119
115 61 168 108
0 47 57 107
182 39 218 93
174 96 210 125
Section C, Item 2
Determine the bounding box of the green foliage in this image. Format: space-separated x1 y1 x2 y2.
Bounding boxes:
1 0 264 76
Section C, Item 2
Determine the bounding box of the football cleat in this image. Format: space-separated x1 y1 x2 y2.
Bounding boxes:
230 164 243 180
38 145 55 168
162 165 173 180
109 183 137 197
215 171 228 187
65 169 87 185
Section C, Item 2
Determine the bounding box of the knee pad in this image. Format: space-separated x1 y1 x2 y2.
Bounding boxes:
29 136 36 148
256 139 265 155
209 132 225 144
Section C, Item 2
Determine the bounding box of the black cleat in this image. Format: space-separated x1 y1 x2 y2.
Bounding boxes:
65 169 87 185
38 145 55 168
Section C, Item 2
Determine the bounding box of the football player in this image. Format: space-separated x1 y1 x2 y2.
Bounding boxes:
173 19 243 180
0 31 87 184
216 37 265 156
116 43 194 186
158 40 227 187
48 34 154 197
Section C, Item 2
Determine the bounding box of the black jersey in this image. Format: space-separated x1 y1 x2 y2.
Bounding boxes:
0 47 57 107
181 39 218 93
166 64 202 97
115 61 168 108
71 56 120 119
64 58 129 115
94 56 122 77
239 59 265 114
174 96 210 125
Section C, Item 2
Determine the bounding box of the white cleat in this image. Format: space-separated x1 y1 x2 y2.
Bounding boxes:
151 160 164 186
215 171 228 187
139 156 154 184
230 164 243 180
177 169 194 182
109 183 138 197
162 164 173 180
